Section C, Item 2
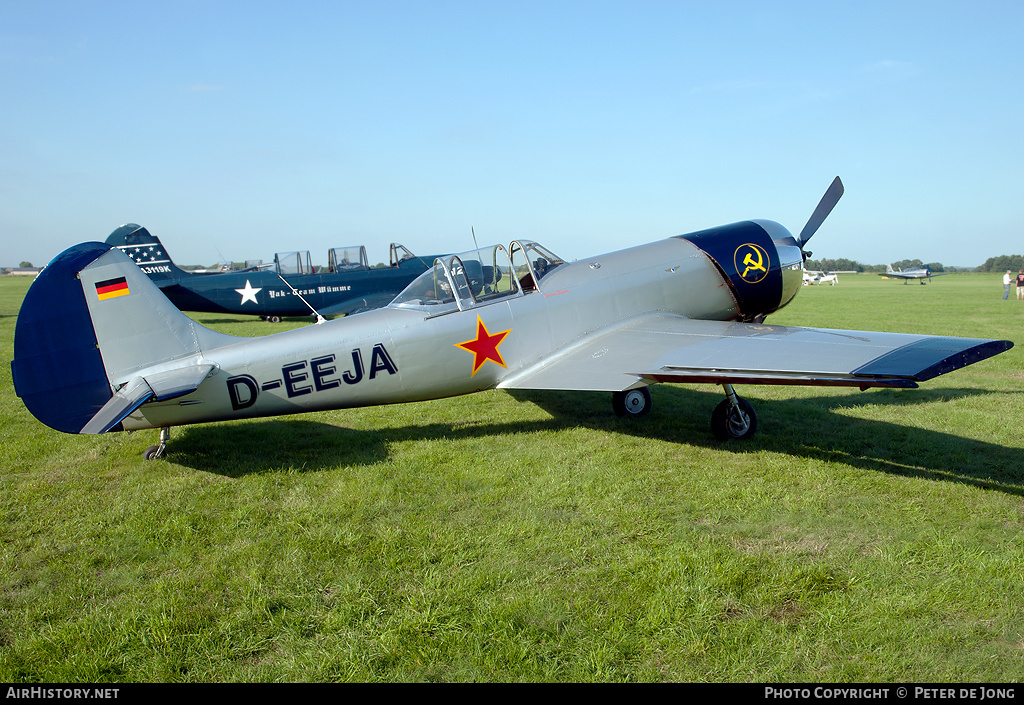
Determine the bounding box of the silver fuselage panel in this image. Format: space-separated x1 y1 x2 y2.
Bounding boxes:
120 237 736 430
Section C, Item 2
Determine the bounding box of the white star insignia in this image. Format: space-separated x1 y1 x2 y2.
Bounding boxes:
235 280 262 305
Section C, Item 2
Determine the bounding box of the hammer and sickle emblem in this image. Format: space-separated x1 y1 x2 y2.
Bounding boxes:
734 243 770 283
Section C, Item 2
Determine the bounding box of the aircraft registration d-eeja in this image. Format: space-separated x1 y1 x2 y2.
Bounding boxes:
880 263 945 284
104 224 440 321
12 178 1013 459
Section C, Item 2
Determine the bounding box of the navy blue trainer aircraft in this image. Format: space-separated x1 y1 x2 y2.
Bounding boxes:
104 224 440 321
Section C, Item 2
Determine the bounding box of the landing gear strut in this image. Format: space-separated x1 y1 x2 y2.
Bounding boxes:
711 384 757 440
143 427 170 460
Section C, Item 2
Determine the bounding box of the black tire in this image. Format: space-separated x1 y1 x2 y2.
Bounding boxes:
612 387 652 417
711 397 757 440
143 445 165 460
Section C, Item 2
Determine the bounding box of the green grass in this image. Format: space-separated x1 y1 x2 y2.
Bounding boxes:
1 272 1022 682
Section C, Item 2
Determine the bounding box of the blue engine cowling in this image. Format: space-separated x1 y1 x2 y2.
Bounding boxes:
676 219 804 322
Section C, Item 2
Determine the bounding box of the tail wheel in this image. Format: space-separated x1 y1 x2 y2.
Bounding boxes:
612 387 652 417
143 427 170 460
711 397 757 440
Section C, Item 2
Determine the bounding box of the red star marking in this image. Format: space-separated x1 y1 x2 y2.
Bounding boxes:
455 316 512 377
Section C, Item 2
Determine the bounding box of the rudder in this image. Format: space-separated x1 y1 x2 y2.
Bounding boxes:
13 243 120 433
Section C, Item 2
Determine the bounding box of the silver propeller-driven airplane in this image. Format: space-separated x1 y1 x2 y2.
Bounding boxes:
880 263 945 284
12 178 1013 459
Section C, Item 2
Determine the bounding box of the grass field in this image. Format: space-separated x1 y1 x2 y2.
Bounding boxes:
1 271 1022 682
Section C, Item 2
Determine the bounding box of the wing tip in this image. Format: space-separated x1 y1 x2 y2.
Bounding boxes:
854 338 1013 383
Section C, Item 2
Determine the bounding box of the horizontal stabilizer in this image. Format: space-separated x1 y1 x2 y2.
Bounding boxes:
80 377 155 434
144 363 216 401
78 363 216 435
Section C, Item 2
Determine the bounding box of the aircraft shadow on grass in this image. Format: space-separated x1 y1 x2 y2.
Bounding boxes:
171 385 1024 496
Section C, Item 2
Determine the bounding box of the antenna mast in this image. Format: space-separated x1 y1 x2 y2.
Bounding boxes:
275 274 326 324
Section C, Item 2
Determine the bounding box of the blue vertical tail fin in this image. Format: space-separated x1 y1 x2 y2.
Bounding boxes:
104 223 189 283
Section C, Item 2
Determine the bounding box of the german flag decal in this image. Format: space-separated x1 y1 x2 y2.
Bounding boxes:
95 276 130 301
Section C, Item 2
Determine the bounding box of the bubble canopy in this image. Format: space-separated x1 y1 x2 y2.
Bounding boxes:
389 241 565 314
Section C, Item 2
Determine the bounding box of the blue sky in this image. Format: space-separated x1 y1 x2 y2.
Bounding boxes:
2 1 1022 268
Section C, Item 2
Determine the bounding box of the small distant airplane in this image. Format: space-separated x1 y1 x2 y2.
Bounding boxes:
802 267 839 286
104 224 441 321
880 263 945 284
12 177 1013 459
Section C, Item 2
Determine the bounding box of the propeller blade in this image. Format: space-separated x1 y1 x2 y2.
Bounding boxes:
798 176 844 246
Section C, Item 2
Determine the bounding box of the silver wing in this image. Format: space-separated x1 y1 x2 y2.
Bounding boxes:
498 315 1011 393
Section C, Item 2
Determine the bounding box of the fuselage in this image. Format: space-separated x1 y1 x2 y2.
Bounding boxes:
120 222 803 431
160 263 430 317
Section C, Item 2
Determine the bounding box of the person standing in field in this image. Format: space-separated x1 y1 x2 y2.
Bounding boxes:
1017 270 1024 300
1004 270 1013 299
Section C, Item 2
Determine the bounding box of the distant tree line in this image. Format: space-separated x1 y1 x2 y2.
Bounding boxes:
801 256 1024 273
977 255 1024 273
804 258 947 273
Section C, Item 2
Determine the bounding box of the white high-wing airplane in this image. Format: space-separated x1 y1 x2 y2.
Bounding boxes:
802 267 839 285
12 178 1013 459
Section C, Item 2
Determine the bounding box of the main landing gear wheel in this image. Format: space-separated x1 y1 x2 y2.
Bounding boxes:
711 396 757 440
612 387 652 417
